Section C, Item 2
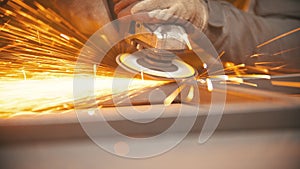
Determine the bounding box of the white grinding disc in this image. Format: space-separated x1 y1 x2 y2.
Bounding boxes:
116 53 196 79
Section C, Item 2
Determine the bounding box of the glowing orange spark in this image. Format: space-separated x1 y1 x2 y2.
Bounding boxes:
210 63 245 75
60 33 70 41
242 82 258 87
217 51 225 60
164 84 186 106
273 47 300 56
141 70 144 81
247 66 269 74
198 51 225 77
186 86 194 102
250 53 268 58
206 78 213 92
269 65 287 71
271 81 300 88
257 27 300 48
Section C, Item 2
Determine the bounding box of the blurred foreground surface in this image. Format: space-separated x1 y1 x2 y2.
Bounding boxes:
1 130 300 169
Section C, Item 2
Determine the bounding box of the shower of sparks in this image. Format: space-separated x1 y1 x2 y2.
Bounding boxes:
0 76 166 118
0 0 167 118
0 0 300 119
199 58 299 91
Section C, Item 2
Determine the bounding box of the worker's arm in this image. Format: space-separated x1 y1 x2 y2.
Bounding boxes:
115 0 300 68
203 0 300 67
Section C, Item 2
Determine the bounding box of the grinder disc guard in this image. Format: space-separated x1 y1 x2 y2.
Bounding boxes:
116 53 196 79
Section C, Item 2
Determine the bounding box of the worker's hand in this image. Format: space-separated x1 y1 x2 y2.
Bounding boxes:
114 0 140 18
114 0 208 30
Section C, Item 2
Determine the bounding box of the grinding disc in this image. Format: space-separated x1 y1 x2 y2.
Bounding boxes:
116 53 196 79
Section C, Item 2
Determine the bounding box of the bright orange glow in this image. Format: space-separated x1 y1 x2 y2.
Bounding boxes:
0 76 166 118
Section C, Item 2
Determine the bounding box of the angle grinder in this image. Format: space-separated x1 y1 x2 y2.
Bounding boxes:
116 22 197 80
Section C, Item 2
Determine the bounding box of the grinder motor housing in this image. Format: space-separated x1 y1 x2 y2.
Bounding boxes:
116 22 197 80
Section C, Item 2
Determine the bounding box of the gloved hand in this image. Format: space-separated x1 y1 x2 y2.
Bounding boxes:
114 0 208 30
114 0 140 18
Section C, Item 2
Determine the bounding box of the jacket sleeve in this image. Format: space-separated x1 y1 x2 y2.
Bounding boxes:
203 0 300 68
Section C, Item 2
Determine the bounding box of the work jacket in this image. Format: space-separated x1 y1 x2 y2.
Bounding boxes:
205 0 300 68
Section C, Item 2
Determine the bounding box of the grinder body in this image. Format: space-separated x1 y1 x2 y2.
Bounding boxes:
116 22 197 80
